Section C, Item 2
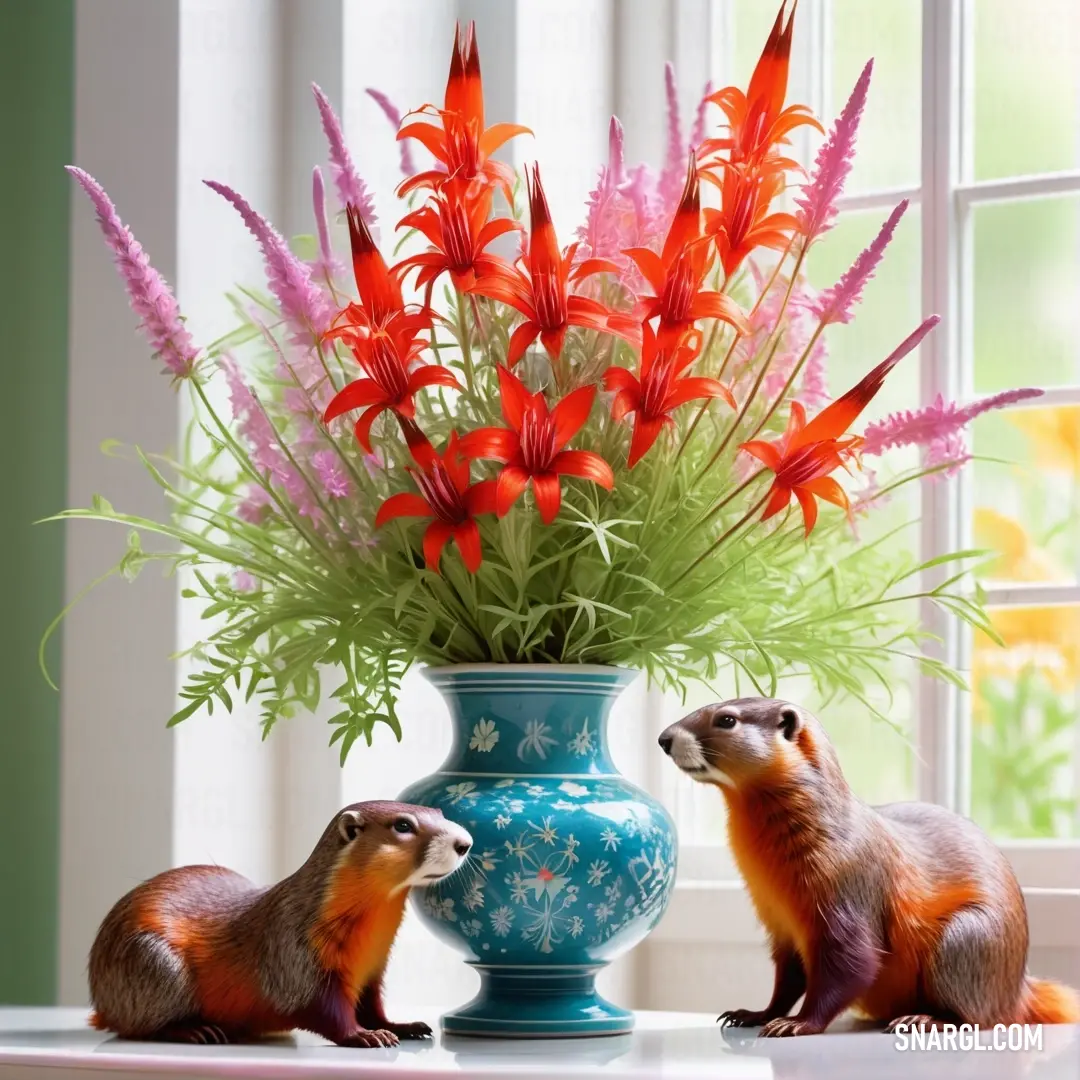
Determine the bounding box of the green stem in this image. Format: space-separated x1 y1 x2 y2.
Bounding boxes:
455 293 476 397
666 491 771 589
191 380 346 575
698 247 807 480
746 322 826 442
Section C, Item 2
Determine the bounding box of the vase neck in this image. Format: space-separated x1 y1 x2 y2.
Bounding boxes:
426 667 635 777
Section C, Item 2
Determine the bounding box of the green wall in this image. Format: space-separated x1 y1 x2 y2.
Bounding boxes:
0 0 74 1003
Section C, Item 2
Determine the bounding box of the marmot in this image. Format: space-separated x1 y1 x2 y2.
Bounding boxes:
88 801 471 1047
659 698 1079 1036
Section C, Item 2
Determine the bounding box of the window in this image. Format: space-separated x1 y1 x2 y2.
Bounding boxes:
658 0 1080 889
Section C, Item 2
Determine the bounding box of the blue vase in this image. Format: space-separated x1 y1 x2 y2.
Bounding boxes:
398 665 677 1038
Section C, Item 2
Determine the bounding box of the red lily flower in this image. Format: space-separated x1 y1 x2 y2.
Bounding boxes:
470 165 637 367
623 157 748 344
321 206 456 451
740 316 940 535
375 433 498 574
703 159 799 278
397 23 531 202
739 400 854 537
324 204 431 348
459 366 613 523
698 1 821 169
395 175 520 303
604 322 737 468
322 330 460 452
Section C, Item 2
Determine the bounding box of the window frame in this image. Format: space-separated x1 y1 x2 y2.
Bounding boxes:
666 0 1080 894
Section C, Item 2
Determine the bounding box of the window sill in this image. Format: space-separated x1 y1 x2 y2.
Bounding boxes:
2 1008 1076 1079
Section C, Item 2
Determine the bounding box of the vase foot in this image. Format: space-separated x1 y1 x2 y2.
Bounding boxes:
440 966 633 1039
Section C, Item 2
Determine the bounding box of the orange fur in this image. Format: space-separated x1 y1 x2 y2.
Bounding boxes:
724 784 817 961
1021 979 1080 1025
724 744 988 1024
314 857 410 1006
857 878 983 1021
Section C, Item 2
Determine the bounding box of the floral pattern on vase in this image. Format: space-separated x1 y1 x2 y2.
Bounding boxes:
399 665 677 1038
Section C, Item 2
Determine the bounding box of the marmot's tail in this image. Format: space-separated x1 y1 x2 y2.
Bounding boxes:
1020 977 1080 1024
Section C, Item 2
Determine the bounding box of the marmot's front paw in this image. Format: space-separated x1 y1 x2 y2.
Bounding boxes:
383 1021 433 1040
339 1027 399 1048
717 1008 774 1028
759 1018 823 1037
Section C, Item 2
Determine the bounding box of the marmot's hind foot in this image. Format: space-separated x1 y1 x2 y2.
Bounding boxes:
759 1017 823 1037
717 1008 776 1028
337 1027 399 1048
884 1014 946 1034
147 1023 236 1044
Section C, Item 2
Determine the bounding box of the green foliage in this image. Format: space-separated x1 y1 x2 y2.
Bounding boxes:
971 665 1078 838
42 257 992 757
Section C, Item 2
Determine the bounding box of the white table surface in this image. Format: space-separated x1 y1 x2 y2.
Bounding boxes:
0 1008 1076 1080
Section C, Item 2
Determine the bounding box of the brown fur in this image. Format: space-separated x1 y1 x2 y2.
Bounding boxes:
660 698 1080 1035
88 801 471 1047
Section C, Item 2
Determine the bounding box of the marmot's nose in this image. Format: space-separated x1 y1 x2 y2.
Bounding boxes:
658 733 674 755
454 840 471 857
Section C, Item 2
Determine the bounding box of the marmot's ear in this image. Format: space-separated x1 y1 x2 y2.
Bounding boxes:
338 809 365 843
778 706 801 742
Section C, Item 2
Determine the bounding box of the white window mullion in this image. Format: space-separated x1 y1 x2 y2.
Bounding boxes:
918 0 964 812
982 584 1080 609
835 184 922 214
956 168 1080 209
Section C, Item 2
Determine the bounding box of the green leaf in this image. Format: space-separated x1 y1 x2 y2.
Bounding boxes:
167 698 205 727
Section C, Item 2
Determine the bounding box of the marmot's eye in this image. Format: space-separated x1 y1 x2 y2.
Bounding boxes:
713 714 737 730
393 818 415 834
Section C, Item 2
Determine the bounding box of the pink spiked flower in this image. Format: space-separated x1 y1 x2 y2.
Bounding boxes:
365 88 417 177
311 83 377 227
658 64 686 215
810 199 907 325
620 164 663 245
658 67 714 218
67 166 198 380
576 117 664 287
205 181 333 349
608 114 626 185
233 570 258 592
796 59 872 243
310 167 345 283
689 81 714 149
312 449 352 499
862 387 1044 476
221 357 320 520
578 117 627 261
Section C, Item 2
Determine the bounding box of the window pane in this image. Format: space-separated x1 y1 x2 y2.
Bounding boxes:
831 0 921 193
972 195 1080 392
971 606 1079 839
971 0 1080 181
973 405 1080 586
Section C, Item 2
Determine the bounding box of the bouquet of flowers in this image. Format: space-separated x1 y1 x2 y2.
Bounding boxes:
55 6 1037 757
